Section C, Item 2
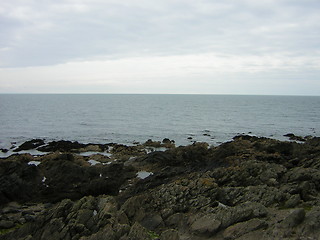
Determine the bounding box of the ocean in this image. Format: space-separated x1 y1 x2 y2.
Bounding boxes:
0 94 319 152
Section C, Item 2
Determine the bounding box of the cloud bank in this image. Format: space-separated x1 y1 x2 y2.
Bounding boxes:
0 0 319 94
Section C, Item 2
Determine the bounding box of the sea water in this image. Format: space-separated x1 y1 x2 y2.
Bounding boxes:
0 94 319 150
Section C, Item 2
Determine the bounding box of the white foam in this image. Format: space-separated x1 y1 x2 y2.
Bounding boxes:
28 161 41 166
137 171 153 179
88 159 101 166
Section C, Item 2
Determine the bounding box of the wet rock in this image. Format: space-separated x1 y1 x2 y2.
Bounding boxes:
0 148 8 153
284 133 306 142
14 139 45 152
37 140 86 152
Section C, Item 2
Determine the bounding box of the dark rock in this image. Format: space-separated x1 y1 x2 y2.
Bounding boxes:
223 218 267 239
0 220 15 229
284 194 301 208
1 148 9 153
0 156 40 206
160 229 179 240
14 139 45 152
140 214 164 230
280 208 305 228
127 222 153 240
284 133 306 142
37 140 86 152
1 136 320 240
190 215 221 236
162 138 171 144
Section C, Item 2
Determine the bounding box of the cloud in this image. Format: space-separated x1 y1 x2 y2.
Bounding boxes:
1 53 319 94
0 0 319 66
0 0 319 94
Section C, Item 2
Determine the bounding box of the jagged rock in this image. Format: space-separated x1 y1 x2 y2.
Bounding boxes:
0 220 15 229
284 194 301 208
37 140 86 152
1 135 320 240
284 133 306 142
13 139 45 152
223 218 267 239
190 215 221 236
280 208 305 228
0 148 9 153
127 222 153 240
160 229 179 240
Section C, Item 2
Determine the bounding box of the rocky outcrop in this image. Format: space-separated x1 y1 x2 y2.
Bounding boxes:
1 135 320 239
0 152 135 206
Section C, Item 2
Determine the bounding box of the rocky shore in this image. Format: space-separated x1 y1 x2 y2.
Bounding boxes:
1 134 320 240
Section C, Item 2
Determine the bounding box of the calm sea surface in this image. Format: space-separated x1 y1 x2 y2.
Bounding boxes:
0 94 319 150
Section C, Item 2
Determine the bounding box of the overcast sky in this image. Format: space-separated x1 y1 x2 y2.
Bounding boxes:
0 0 319 95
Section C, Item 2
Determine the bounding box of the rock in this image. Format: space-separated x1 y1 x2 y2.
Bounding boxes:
284 194 301 208
284 133 306 142
160 229 179 240
127 222 153 240
0 220 15 229
223 219 267 239
14 139 45 152
144 139 162 148
141 214 164 230
166 213 185 227
299 207 320 234
280 208 305 228
216 202 267 229
37 140 86 152
190 214 221 236
1 136 320 240
1 148 9 153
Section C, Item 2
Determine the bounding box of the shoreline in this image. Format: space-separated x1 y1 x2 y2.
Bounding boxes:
0 134 320 239
0 133 312 158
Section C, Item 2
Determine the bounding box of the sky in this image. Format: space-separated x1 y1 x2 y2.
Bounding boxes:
0 0 320 95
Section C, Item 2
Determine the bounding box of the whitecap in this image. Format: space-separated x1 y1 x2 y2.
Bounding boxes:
28 161 41 166
137 171 153 179
88 160 101 166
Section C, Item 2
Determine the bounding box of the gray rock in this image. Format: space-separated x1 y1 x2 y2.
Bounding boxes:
141 214 164 230
127 222 152 240
223 218 267 239
217 202 267 229
284 194 301 208
160 229 180 240
165 213 185 227
190 214 221 235
299 207 320 234
280 208 305 228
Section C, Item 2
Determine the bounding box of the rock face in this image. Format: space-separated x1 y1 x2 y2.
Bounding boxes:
1 135 320 240
0 153 135 205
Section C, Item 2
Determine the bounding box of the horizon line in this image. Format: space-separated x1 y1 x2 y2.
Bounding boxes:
0 93 319 97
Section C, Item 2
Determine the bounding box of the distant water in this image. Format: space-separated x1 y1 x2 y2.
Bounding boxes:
0 94 319 150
